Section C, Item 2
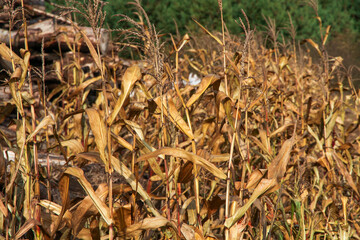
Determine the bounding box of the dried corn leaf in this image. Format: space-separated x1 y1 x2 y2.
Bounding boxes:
118 216 176 238
15 219 39 240
267 135 299 180
111 132 133 151
76 152 160 217
72 183 108 236
303 39 322 56
61 139 84 154
51 172 70 237
64 167 113 225
108 65 142 125
154 96 194 139
333 151 360 197
192 18 223 46
123 120 165 180
224 178 278 228
137 147 226 179
9 81 23 113
85 108 108 165
26 115 55 142
69 76 101 98
186 74 220 108
246 169 267 190
0 42 24 67
76 28 102 70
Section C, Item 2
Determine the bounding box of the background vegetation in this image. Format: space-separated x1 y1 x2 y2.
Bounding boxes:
104 0 360 41
47 0 360 69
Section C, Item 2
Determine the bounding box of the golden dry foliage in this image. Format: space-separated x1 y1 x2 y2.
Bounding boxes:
0 0 360 239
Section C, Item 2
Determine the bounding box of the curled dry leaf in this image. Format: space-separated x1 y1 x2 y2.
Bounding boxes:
186 74 220 108
118 216 177 238
0 42 24 68
108 65 142 125
154 96 194 139
61 139 84 155
85 108 108 166
267 135 300 180
332 151 360 197
245 169 267 190
137 147 226 180
64 167 113 226
303 38 322 56
76 152 160 217
51 171 70 237
225 178 278 228
26 115 55 142
71 183 109 236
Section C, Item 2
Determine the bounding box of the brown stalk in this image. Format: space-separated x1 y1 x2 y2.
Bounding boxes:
218 0 228 96
169 34 202 227
224 100 240 239
20 0 42 233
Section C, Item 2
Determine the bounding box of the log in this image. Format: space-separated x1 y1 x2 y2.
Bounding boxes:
0 18 110 54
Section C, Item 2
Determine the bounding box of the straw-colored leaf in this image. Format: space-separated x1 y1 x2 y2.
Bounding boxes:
9 81 23 113
111 132 134 151
186 74 220 108
61 139 84 154
51 173 70 237
224 178 278 228
19 50 31 88
279 55 288 70
332 151 360 197
71 183 109 236
77 29 101 70
216 90 236 127
154 96 194 139
69 76 101 98
85 108 107 165
118 216 175 238
304 39 322 56
76 152 160 217
137 147 226 179
64 167 113 225
0 42 23 66
192 18 223 46
10 67 22 81
323 25 331 46
39 200 62 215
121 120 165 180
108 65 142 125
267 135 299 180
124 119 145 140
246 169 267 190
26 115 55 142
307 125 323 151
15 219 39 240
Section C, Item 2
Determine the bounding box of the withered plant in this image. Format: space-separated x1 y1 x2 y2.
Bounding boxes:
0 0 359 239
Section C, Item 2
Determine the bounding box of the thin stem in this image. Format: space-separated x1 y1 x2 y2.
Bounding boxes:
225 101 240 239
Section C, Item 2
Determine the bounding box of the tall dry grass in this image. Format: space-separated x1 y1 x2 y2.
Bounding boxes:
0 0 359 239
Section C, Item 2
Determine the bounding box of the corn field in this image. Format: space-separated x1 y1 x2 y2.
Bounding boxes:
0 0 359 239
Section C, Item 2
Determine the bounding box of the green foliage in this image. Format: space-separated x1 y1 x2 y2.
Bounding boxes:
48 0 360 42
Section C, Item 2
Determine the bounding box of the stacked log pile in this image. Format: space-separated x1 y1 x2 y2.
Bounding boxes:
0 0 110 57
0 0 113 162
1 0 111 73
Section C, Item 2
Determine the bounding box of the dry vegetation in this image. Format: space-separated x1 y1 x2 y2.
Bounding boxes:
0 0 360 239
